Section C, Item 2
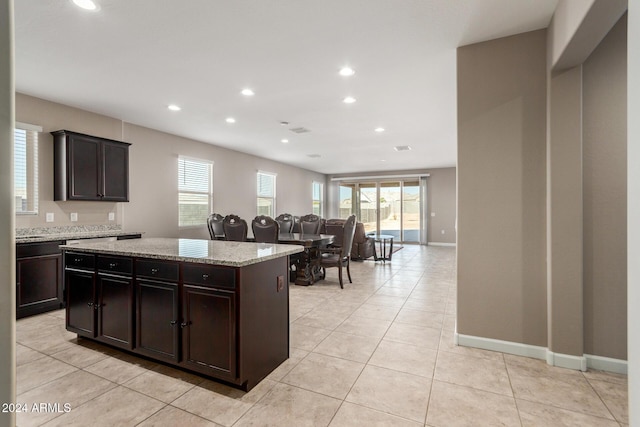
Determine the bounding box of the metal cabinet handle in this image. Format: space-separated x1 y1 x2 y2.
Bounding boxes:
169 320 177 326
180 321 191 328
151 268 159 274
109 263 118 268
74 258 82 263
202 274 209 280
87 302 94 307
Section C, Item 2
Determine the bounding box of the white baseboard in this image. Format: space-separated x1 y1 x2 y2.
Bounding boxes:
456 333 626 374
428 242 456 247
585 353 628 375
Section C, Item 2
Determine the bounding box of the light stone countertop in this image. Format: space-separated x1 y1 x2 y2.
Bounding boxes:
60 237 304 267
15 225 143 244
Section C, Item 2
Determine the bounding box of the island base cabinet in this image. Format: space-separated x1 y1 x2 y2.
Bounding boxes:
181 285 236 380
135 280 179 363
66 269 96 337
96 275 133 349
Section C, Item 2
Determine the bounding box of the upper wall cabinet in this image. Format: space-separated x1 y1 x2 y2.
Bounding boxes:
52 130 130 202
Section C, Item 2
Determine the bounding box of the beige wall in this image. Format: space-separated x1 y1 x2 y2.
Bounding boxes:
548 65 584 357
627 0 639 418
582 14 627 359
457 30 548 346
0 0 16 424
123 122 326 239
325 167 457 245
14 94 326 238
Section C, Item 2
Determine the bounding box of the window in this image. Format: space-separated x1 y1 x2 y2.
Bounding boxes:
257 171 276 217
178 156 213 227
312 181 323 216
14 123 40 214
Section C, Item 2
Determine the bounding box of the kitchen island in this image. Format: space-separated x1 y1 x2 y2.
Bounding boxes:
60 238 303 391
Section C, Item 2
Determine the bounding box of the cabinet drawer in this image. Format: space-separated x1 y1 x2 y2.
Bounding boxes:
18 241 64 258
97 256 132 275
136 259 179 282
65 252 95 270
183 264 236 289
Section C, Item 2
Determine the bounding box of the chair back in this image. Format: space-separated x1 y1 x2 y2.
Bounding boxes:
299 214 321 234
341 215 357 258
324 219 345 247
275 213 294 234
252 215 280 243
223 214 248 242
207 213 224 239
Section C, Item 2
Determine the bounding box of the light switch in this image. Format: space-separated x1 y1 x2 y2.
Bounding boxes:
46 213 54 222
70 213 78 222
431 212 436 217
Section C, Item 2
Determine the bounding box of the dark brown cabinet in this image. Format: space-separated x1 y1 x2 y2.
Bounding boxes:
135 259 180 363
182 285 236 379
16 241 64 318
66 253 133 350
64 250 289 391
52 130 130 202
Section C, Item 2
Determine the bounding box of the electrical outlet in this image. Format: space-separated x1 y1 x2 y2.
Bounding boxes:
108 212 115 221
276 275 285 292
46 213 54 222
441 229 445 234
70 212 78 222
431 212 436 217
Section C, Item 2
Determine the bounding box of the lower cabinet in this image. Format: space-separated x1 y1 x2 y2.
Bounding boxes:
135 279 180 362
181 285 236 379
16 241 64 318
96 273 133 349
65 252 289 391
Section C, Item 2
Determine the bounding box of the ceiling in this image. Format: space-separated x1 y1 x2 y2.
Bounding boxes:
14 0 559 175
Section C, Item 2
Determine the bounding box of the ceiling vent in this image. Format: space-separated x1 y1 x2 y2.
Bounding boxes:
394 145 412 151
290 127 310 134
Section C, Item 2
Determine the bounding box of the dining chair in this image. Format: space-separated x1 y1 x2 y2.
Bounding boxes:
222 214 248 242
252 215 280 243
275 213 294 234
317 215 356 288
299 214 321 234
207 213 225 239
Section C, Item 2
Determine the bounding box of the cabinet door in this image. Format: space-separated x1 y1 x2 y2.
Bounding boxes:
136 279 179 362
16 254 63 318
66 269 96 337
181 285 236 379
68 134 100 200
97 274 133 349
101 140 129 201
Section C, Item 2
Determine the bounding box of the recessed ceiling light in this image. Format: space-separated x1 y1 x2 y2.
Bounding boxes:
225 117 236 124
167 104 181 111
241 88 254 96
339 67 355 77
343 96 356 104
374 127 385 133
72 0 98 10
281 139 289 144
394 145 412 151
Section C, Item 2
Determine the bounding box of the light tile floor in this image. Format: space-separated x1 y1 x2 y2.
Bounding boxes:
15 245 628 426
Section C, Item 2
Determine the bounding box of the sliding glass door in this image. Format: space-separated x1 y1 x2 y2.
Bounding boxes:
337 179 424 243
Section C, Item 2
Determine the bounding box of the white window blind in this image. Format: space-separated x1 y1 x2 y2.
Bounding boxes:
312 181 323 216
257 171 276 217
178 156 213 227
14 123 40 214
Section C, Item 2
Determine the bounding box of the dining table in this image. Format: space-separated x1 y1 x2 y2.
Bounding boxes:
276 233 335 286
214 232 335 285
